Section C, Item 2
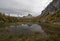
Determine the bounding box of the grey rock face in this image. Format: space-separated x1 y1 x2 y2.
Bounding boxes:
41 0 60 16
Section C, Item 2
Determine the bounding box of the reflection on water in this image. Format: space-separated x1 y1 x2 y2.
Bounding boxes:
6 24 47 37
0 23 48 41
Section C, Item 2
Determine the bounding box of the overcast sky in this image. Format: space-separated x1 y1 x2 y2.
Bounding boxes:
0 0 53 17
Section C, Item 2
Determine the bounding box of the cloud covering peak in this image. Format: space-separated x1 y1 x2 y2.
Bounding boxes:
0 0 52 17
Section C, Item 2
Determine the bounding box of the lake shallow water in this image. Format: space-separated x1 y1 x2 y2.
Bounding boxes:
5 24 47 37
0 23 48 41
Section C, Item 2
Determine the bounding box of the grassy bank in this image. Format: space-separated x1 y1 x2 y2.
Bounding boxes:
0 22 29 28
40 23 60 41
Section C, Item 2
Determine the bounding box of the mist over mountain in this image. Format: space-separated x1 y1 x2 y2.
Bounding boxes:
0 8 32 17
0 0 52 17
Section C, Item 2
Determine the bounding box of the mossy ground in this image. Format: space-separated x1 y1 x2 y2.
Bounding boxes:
40 23 60 41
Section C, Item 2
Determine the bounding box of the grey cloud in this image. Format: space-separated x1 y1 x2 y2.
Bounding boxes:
0 8 32 15
0 0 53 16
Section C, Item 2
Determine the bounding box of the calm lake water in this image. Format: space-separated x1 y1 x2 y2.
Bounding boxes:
0 23 48 41
5 23 47 37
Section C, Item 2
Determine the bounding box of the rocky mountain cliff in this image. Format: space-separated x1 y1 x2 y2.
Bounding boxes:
41 0 60 16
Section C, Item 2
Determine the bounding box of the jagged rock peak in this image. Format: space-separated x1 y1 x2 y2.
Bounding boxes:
41 0 60 16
